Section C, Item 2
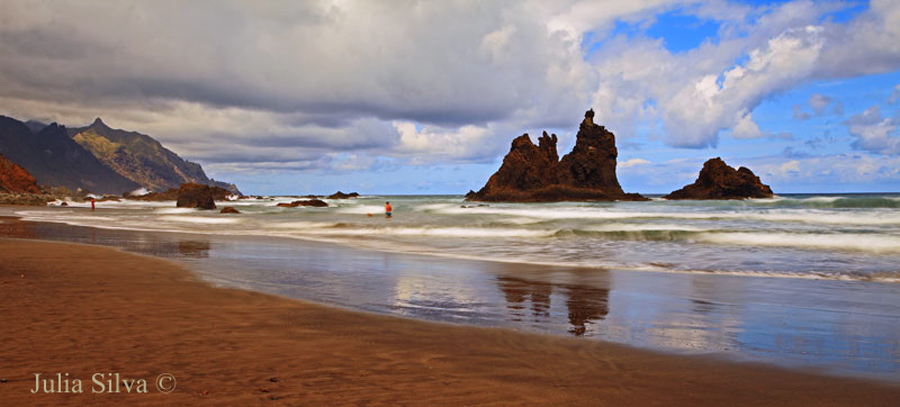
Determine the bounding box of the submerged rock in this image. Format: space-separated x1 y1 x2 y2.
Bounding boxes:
276 199 328 208
327 191 360 199
467 109 646 202
176 183 216 209
220 206 241 214
665 158 774 200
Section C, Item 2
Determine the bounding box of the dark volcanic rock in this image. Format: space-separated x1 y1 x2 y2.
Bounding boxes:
665 158 774 200
176 183 216 209
0 153 41 194
327 191 360 199
220 206 241 214
276 199 328 208
468 110 646 202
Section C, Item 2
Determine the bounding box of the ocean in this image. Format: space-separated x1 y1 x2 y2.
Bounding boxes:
3 193 900 380
15 193 900 282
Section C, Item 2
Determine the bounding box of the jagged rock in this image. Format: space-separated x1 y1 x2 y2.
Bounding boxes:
468 109 646 202
176 183 216 209
665 158 774 200
0 153 41 194
0 117 139 194
327 191 360 199
220 206 241 214
68 118 242 195
276 199 328 208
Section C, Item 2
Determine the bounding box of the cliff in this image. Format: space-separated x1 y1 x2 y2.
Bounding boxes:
0 116 140 194
467 109 645 202
665 158 774 200
0 153 41 194
69 118 241 194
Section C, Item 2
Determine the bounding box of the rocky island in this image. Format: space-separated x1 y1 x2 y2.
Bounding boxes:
467 109 646 202
665 157 774 200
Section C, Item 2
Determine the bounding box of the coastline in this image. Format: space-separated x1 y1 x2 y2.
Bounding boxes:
1 237 898 406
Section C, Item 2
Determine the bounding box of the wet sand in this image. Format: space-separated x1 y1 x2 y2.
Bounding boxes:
1 238 899 406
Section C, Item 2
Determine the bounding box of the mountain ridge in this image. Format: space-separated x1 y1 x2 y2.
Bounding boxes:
0 115 239 195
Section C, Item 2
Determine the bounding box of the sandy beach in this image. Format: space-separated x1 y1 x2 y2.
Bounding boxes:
0 237 897 406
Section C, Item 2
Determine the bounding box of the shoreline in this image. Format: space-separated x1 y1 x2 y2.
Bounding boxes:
2 213 900 383
1 237 899 406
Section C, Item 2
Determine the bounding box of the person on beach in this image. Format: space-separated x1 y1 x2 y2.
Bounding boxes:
90 197 95 212
385 201 392 218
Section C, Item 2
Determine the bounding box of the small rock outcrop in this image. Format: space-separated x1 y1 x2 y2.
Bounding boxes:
176 183 216 209
467 109 646 202
327 191 360 199
665 158 774 200
220 206 241 214
0 153 41 194
276 199 328 208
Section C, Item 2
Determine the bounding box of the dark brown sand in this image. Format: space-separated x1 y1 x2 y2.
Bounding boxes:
1 238 898 406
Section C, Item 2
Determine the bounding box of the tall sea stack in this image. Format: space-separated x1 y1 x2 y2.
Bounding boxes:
467 109 646 202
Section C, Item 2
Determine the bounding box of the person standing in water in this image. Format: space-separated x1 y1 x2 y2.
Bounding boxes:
90 197 95 212
385 201 392 218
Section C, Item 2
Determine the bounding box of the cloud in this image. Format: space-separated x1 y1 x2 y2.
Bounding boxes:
618 158 651 169
792 105 812 120
808 93 832 115
889 84 900 104
0 0 898 180
845 105 900 155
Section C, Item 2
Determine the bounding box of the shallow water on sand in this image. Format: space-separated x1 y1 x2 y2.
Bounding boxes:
2 216 898 382
12 193 900 283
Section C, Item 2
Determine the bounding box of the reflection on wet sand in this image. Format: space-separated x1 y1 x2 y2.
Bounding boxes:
0 218 210 259
2 216 899 381
0 216 37 239
565 285 610 336
497 276 609 336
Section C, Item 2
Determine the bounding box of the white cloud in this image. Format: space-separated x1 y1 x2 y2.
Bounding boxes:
792 105 812 121
808 93 832 115
889 84 900 104
0 0 899 177
846 105 900 155
619 158 651 169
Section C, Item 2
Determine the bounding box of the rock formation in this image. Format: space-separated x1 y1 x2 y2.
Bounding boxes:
68 118 241 195
665 157 774 200
467 109 646 202
276 199 329 208
220 206 241 214
0 114 241 195
176 183 217 209
0 116 140 194
327 191 360 199
0 153 41 194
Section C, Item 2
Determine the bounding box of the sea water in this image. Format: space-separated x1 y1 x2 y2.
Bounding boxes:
14 193 900 282
3 193 900 381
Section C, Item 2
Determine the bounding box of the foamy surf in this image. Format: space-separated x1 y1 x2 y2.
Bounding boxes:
8 192 900 283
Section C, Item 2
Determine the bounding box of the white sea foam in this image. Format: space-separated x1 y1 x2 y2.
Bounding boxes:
694 232 900 254
436 206 900 225
269 221 342 229
159 215 241 225
333 205 386 214
584 223 709 232
153 207 198 214
292 226 557 238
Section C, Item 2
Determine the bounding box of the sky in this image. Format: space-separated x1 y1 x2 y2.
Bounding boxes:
1 0 899 195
